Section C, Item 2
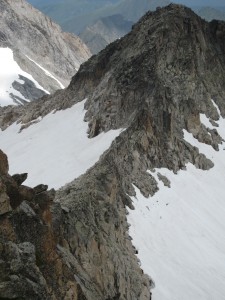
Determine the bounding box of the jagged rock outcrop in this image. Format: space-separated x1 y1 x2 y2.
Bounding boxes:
0 148 152 299
0 0 91 104
1 4 225 299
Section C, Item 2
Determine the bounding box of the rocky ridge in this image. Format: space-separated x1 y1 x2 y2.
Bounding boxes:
0 0 91 103
0 149 152 299
1 4 225 299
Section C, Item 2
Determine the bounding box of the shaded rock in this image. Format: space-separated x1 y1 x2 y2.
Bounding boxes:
18 185 35 202
157 173 171 188
0 183 12 215
0 149 9 175
12 75 47 101
33 184 48 194
0 241 48 299
12 173 28 185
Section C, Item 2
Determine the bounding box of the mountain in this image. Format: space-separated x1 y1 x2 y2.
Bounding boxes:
77 0 170 54
1 4 225 299
27 0 170 54
80 14 133 54
0 0 90 106
197 6 225 21
174 0 223 6
28 0 122 34
26 0 225 56
78 0 172 54
99 0 170 22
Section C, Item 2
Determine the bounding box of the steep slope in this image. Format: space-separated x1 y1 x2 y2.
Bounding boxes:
128 103 225 299
1 4 225 299
0 0 91 106
0 149 152 299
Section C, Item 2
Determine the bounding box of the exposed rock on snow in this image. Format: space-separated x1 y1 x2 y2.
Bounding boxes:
0 47 48 106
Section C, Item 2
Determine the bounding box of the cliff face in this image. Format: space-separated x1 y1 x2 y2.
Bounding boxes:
1 4 225 299
0 151 152 300
0 0 91 105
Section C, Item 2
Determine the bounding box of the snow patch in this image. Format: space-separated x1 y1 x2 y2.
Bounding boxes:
0 100 122 189
127 105 225 300
200 114 215 130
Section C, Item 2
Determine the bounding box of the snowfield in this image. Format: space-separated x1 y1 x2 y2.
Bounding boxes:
0 47 48 106
128 100 225 300
0 100 122 189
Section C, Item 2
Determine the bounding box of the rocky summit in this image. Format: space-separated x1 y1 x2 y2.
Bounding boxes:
1 3 225 300
0 0 91 105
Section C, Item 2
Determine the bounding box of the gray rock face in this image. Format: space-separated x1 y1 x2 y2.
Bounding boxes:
0 0 91 104
0 149 152 299
12 75 47 102
1 4 225 300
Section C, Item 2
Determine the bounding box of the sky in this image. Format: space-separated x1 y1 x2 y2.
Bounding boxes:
173 0 225 7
